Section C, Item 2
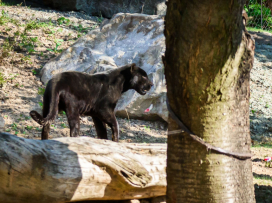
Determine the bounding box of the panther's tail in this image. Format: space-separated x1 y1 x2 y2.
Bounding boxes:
29 111 44 125
30 88 60 126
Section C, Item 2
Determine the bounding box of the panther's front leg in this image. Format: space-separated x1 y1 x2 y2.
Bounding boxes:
109 115 119 142
92 116 108 139
99 112 119 142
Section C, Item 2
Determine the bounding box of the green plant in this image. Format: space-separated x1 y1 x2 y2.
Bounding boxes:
144 126 150 131
252 143 272 148
9 73 18 80
265 103 270 108
60 111 66 115
39 102 43 107
47 39 63 53
2 38 14 56
11 123 17 130
26 125 33 130
25 20 51 31
97 15 104 24
61 123 68 128
44 28 55 35
74 24 88 33
57 17 70 25
57 28 63 33
0 72 6 87
32 69 37 75
51 124 57 129
245 1 272 30
0 10 19 25
251 109 256 114
38 87 45 95
22 55 31 62
0 10 9 25
19 33 39 54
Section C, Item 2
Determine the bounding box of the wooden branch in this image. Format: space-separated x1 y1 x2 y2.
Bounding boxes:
0 132 166 203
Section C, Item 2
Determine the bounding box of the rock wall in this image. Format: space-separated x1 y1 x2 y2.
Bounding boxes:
43 0 166 18
41 13 167 121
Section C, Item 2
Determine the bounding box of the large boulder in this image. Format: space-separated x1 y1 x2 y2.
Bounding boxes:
43 0 166 18
0 115 4 130
41 13 167 121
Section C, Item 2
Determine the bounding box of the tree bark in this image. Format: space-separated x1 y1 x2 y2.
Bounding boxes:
0 132 166 203
164 0 255 202
266 0 272 14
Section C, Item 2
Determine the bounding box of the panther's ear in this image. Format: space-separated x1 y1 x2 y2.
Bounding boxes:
130 63 136 72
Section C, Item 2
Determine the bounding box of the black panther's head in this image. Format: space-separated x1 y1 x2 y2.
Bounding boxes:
129 64 153 95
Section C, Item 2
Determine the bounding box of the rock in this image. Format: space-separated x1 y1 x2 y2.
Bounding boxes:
41 13 167 121
43 0 167 18
0 115 5 130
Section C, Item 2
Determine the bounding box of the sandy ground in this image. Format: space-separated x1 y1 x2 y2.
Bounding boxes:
0 5 167 144
0 5 272 202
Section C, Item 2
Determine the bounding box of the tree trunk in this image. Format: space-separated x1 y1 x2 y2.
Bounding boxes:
0 132 166 203
265 0 272 14
164 0 255 202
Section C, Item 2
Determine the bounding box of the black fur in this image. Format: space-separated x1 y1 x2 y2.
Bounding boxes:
30 63 153 141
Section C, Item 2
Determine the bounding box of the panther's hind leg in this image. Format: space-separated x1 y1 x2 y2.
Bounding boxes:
41 124 50 140
41 89 51 140
66 107 80 137
92 116 108 139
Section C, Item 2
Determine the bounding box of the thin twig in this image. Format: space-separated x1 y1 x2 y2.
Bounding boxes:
166 97 252 160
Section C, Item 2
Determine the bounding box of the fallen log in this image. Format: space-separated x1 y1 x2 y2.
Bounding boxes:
0 132 166 203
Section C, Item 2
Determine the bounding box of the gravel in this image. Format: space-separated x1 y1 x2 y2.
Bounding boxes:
0 5 168 143
1 5 99 29
250 34 272 143
0 5 271 144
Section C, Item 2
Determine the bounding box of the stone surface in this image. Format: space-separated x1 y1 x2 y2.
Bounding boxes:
43 0 166 18
0 115 4 130
41 13 167 121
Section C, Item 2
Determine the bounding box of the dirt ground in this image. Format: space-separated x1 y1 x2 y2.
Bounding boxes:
0 5 167 144
0 5 272 203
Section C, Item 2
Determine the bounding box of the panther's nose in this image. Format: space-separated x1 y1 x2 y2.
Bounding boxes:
150 81 154 86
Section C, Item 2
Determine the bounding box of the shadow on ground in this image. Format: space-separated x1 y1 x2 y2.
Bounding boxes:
250 115 272 142
2 0 47 8
255 184 272 203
